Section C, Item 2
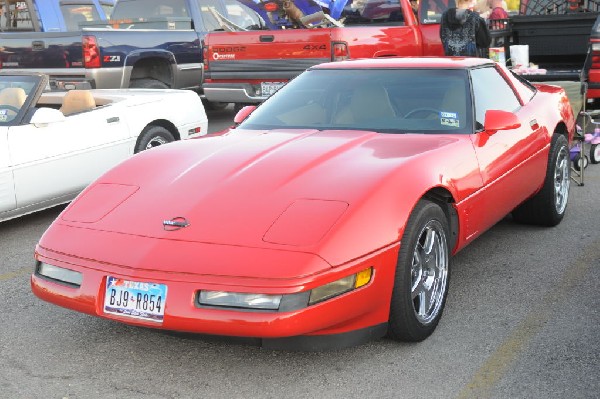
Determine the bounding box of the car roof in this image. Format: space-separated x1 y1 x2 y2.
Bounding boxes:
313 57 494 70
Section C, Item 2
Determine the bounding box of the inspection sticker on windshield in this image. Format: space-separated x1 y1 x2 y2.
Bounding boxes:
440 111 459 127
103 276 168 322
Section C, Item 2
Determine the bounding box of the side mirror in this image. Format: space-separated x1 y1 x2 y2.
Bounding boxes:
30 108 66 127
233 105 257 125
484 110 521 134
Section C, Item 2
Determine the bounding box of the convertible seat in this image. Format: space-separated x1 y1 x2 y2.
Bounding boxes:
0 87 27 109
334 84 396 124
60 90 96 116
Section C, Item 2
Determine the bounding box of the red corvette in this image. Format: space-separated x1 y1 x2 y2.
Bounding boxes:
32 57 575 350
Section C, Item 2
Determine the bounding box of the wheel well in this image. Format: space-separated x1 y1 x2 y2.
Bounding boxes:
130 58 173 87
554 122 569 139
423 187 459 251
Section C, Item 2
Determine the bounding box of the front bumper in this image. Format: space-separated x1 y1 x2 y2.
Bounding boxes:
31 240 398 349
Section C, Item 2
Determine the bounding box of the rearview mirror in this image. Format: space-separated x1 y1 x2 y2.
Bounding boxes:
234 105 257 124
30 108 66 127
484 110 521 134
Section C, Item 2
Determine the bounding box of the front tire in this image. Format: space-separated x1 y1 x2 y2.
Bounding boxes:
135 125 175 153
512 134 570 226
388 200 451 342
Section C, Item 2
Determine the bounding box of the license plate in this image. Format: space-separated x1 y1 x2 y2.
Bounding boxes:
260 82 284 97
104 276 167 322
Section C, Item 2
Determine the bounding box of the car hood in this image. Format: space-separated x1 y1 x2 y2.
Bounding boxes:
58 128 462 250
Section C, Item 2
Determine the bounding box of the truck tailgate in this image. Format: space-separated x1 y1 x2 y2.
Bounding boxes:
205 29 332 81
0 32 83 69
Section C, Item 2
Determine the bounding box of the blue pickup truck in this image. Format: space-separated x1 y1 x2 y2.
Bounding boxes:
0 0 266 106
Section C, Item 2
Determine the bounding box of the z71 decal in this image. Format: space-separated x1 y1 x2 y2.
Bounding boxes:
103 55 121 63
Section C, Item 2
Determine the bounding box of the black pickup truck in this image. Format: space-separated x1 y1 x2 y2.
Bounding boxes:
0 0 265 104
503 0 600 82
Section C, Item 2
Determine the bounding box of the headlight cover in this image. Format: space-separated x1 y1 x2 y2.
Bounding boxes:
197 267 372 312
37 262 83 287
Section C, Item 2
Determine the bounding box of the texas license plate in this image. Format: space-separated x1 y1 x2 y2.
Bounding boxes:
103 276 167 322
260 82 284 97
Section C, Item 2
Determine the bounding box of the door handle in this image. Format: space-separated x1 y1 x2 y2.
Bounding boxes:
259 35 274 42
107 117 120 123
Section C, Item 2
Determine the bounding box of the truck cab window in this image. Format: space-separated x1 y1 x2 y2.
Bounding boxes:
343 0 405 26
197 0 224 31
59 5 102 31
0 0 37 32
112 0 190 20
223 0 265 30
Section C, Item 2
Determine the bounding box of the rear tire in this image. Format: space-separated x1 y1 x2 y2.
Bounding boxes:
130 79 169 89
135 125 175 153
388 200 451 342
512 134 570 226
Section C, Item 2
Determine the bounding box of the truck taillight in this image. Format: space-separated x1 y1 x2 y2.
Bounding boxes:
264 2 279 11
83 35 101 69
332 42 349 61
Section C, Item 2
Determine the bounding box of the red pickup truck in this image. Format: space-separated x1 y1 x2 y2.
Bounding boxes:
202 0 448 108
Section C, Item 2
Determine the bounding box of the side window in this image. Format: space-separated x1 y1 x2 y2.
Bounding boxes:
343 0 405 26
223 0 264 30
0 0 36 31
470 66 521 129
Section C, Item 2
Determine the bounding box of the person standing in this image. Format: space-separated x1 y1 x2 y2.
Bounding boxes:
440 0 491 57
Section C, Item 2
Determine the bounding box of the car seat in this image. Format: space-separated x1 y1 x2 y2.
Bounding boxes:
59 90 96 116
0 87 27 109
334 83 396 124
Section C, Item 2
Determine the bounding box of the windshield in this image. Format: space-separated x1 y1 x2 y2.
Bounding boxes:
238 68 473 134
0 74 42 125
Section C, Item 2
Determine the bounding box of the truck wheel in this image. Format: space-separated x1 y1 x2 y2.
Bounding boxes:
388 200 450 342
591 144 600 164
512 134 570 226
130 79 169 89
135 125 175 153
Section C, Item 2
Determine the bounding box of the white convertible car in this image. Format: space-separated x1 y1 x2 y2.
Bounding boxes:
0 72 208 222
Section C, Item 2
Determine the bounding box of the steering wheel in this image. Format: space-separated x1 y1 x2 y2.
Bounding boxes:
404 108 441 119
0 105 20 114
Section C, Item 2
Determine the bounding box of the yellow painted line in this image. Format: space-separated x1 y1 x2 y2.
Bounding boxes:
457 240 600 399
0 267 32 282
